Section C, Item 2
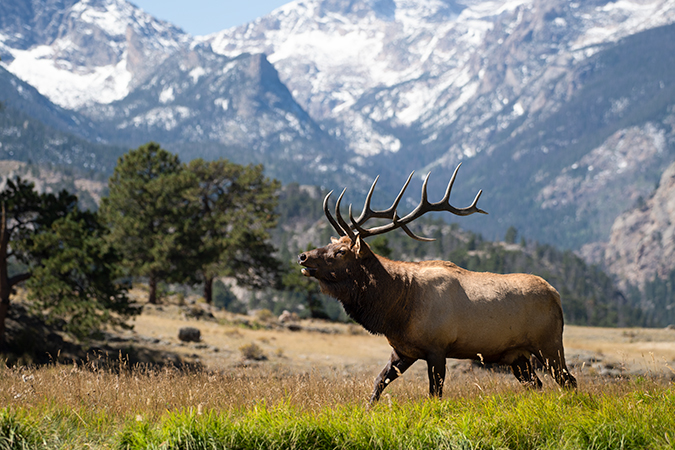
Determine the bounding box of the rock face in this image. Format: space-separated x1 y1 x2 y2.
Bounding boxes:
600 161 675 288
538 122 673 246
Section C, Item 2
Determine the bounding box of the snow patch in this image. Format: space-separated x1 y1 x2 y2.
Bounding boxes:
159 86 175 104
189 66 206 83
118 106 194 131
214 98 229 111
6 45 131 109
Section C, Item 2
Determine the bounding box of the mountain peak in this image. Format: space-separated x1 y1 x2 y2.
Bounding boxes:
0 0 189 109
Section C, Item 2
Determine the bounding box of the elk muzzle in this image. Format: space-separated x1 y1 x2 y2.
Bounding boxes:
297 252 317 277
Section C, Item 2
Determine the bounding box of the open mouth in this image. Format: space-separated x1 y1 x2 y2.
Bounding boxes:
301 267 317 277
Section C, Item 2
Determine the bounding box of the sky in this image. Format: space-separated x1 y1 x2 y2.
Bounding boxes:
129 0 292 36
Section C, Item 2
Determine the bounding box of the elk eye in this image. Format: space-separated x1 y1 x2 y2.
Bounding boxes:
335 249 346 257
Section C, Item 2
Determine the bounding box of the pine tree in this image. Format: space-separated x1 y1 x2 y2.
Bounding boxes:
186 159 281 303
21 210 137 339
0 177 131 346
99 142 197 304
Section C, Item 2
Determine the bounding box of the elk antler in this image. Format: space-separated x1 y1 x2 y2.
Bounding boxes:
323 163 487 241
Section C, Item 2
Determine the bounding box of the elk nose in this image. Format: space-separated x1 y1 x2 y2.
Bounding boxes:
298 253 307 264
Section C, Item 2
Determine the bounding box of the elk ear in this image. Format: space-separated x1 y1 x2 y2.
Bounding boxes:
331 237 340 244
352 235 372 258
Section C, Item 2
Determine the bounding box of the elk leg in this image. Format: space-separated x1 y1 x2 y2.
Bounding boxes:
536 347 577 389
426 355 446 398
510 356 542 388
370 349 416 404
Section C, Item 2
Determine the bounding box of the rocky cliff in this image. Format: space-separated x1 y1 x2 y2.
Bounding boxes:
587 161 675 289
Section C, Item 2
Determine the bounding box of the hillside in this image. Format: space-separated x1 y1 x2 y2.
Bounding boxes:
0 160 107 209
0 67 126 173
597 161 675 290
5 286 675 377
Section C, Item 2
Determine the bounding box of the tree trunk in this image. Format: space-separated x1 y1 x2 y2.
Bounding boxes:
0 298 8 349
148 274 158 304
0 202 10 347
203 275 213 304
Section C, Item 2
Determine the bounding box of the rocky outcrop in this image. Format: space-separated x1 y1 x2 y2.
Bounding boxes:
599 161 675 288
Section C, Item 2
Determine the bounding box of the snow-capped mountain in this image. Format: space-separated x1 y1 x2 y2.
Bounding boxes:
2 0 675 261
85 46 347 185
0 0 348 185
0 65 125 172
0 0 189 109
208 0 675 160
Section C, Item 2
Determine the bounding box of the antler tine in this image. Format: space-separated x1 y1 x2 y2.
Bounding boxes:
335 188 356 240
452 189 488 216
351 171 415 227
435 162 488 216
331 164 486 242
441 162 462 204
349 204 369 237
400 224 436 242
396 171 433 224
389 171 415 219
420 172 431 207
323 190 345 237
352 175 380 224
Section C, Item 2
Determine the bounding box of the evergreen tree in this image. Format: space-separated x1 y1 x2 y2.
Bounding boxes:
186 159 281 303
0 177 132 346
504 226 518 244
0 178 75 345
20 211 136 339
369 236 393 259
99 142 197 304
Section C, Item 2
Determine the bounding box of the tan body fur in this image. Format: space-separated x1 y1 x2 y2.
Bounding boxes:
299 236 576 403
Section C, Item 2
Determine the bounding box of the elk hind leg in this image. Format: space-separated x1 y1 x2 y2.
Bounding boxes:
426 354 447 398
510 355 542 389
537 346 577 389
370 349 416 404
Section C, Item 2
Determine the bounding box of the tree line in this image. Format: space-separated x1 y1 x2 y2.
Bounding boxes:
0 142 282 347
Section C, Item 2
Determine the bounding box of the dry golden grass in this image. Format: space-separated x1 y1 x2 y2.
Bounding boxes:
4 289 675 417
1 357 671 422
120 299 675 380
4 294 675 449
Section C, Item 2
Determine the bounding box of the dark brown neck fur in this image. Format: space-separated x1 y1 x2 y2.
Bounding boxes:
318 254 414 337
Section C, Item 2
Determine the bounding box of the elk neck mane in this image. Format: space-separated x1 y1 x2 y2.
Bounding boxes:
319 252 414 337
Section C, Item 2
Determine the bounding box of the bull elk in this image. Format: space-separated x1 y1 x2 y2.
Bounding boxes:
298 164 577 403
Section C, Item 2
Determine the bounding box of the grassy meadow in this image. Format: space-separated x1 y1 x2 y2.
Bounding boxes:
3 298 675 449
1 362 675 449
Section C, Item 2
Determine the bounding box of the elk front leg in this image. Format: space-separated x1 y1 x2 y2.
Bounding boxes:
426 354 446 398
370 349 416 404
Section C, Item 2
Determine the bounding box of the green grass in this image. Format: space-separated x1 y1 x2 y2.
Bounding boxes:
3 381 675 449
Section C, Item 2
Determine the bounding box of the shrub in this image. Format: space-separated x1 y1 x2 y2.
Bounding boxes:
239 342 266 361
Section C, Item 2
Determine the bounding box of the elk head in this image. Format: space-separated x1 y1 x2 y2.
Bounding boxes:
298 163 487 278
298 235 372 283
